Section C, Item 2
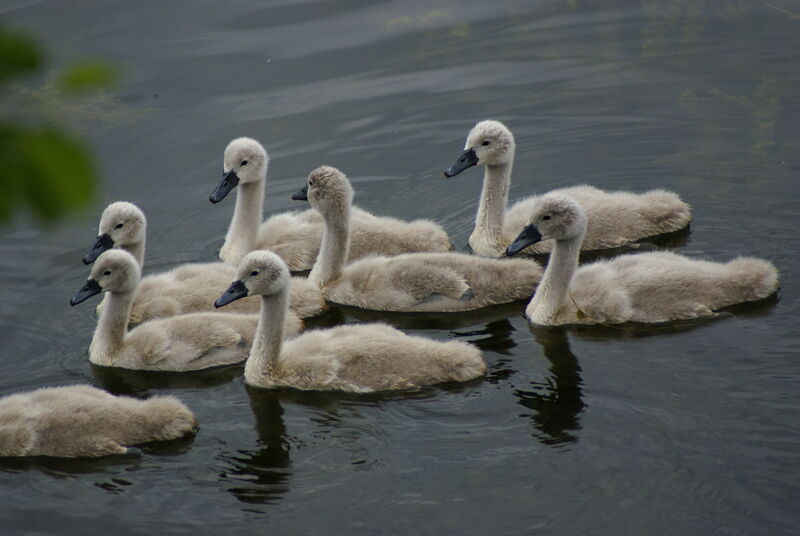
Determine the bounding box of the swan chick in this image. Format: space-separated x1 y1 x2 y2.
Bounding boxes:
444 120 692 256
210 137 452 270
70 249 302 371
292 165 543 312
83 201 325 324
0 385 196 458
215 250 487 392
83 201 146 266
506 193 779 325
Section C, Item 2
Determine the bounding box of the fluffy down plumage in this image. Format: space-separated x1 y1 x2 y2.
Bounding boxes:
300 165 543 312
86 201 325 323
323 252 541 312
72 250 302 371
0 385 196 458
216 251 487 392
506 193 779 325
503 185 692 254
557 252 779 324
212 137 452 270
443 120 692 256
256 206 453 272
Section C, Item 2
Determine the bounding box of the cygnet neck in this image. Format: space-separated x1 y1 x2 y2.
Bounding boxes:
473 160 512 249
121 240 145 269
245 286 290 386
308 201 350 286
92 288 135 362
526 235 581 323
224 178 265 264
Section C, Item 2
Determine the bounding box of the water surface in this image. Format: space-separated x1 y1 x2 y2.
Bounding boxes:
1 1 798 534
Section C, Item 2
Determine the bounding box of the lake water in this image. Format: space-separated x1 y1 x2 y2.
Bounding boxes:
1 1 798 534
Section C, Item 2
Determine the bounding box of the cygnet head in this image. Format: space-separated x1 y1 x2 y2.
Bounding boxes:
214 250 291 308
71 249 141 306
209 137 270 203
290 165 354 216
444 120 515 177
83 202 146 265
506 194 587 256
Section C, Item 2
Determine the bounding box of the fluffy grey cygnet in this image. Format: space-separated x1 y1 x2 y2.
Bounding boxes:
294 166 543 312
84 201 325 323
506 193 779 325
211 137 452 270
215 250 487 392
444 120 692 256
71 249 302 371
0 385 196 457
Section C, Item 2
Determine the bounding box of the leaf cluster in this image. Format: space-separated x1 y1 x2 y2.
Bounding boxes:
0 25 118 224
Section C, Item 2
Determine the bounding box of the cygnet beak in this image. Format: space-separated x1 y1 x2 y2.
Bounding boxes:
210 170 240 203
506 224 543 256
291 185 308 201
70 279 102 306
215 280 249 308
444 148 479 177
82 234 114 265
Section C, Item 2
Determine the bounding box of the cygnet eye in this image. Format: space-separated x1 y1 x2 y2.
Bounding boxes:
481 140 491 146
103 270 111 276
250 270 259 277
115 223 123 229
542 215 551 221
241 160 248 166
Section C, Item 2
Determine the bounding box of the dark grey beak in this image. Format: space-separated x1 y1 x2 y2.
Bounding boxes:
82 234 114 265
444 148 479 177
215 280 249 308
506 224 543 256
70 279 102 306
210 170 240 203
291 185 308 201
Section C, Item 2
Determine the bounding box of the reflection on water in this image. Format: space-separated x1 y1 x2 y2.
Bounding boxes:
516 327 585 447
0 0 798 533
511 291 780 447
91 363 243 396
219 389 291 507
642 225 693 250
336 301 527 331
453 319 519 383
452 318 517 354
0 450 142 477
219 380 487 509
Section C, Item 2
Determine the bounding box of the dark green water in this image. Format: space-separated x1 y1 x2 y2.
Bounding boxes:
1 1 798 534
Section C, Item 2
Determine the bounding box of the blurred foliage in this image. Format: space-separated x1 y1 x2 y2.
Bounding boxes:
57 60 119 94
0 28 40 82
13 81 147 129
0 24 119 224
0 126 93 222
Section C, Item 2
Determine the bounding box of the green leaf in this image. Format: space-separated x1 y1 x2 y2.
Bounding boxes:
0 124 24 223
569 293 587 321
12 129 96 222
0 29 104 226
0 28 42 82
57 60 119 93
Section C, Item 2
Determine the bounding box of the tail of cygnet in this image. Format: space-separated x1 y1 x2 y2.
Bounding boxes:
724 256 779 303
403 219 454 252
641 189 693 232
429 340 487 381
